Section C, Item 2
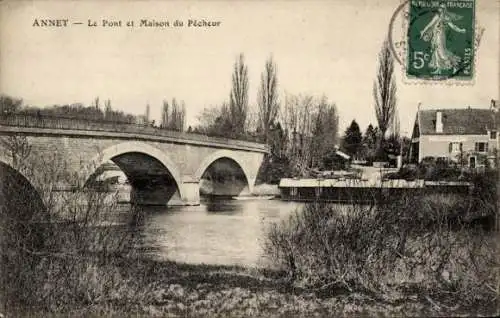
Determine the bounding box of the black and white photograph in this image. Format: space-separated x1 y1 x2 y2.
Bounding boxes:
0 0 498 316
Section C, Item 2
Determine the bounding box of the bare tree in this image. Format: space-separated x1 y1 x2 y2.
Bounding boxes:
280 94 316 176
0 95 23 115
280 94 298 158
258 56 279 143
196 105 222 133
0 136 32 170
170 98 186 132
161 98 186 131
145 103 150 123
93 97 100 110
310 98 338 169
179 100 186 132
171 98 179 130
278 94 339 175
390 108 400 139
229 53 249 135
104 99 112 119
245 107 259 135
0 135 145 312
373 39 397 146
161 100 169 128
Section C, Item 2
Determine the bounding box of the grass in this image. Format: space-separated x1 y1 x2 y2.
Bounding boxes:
5 256 438 317
6 192 494 316
262 187 499 316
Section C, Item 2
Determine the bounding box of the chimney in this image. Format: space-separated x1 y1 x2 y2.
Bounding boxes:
436 111 443 133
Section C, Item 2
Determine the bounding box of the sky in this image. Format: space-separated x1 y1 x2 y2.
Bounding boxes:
1 0 498 136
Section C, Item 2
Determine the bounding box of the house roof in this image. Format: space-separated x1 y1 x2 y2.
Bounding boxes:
417 108 499 135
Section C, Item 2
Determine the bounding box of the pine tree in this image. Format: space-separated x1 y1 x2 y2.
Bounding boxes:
362 124 378 160
161 100 169 128
341 120 363 158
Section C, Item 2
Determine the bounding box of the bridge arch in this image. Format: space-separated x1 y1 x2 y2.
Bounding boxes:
195 150 254 195
0 154 42 205
0 159 47 218
0 152 13 170
87 141 186 203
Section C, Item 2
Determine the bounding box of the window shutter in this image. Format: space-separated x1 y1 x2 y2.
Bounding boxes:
475 142 478 152
486 143 489 152
459 142 463 152
448 143 452 153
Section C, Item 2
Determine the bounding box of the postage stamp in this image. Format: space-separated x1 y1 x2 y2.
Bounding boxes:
406 0 475 81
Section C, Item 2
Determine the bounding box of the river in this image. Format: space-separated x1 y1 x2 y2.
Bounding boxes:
126 197 303 267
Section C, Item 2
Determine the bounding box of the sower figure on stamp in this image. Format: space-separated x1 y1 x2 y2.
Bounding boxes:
420 4 466 75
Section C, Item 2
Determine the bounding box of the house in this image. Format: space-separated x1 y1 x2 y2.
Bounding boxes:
409 106 499 168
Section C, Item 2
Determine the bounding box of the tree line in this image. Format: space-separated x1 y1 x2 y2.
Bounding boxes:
189 53 341 183
338 39 409 164
340 119 410 164
0 95 187 132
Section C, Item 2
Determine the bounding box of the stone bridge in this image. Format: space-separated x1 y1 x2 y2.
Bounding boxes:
0 115 268 206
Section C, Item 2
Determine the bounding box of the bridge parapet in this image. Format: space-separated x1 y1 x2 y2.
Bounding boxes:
0 114 269 153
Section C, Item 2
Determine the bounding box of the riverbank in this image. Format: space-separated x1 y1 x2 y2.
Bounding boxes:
4 216 497 317
11 256 485 318
3 173 497 317
112 183 281 205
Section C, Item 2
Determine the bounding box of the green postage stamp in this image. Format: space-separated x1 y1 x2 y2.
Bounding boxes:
406 0 475 81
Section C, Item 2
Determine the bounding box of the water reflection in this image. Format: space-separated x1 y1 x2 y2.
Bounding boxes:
123 197 301 267
204 197 245 214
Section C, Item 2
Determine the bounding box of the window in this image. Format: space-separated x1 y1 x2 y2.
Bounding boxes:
469 156 476 168
449 142 462 152
490 131 497 140
475 142 488 153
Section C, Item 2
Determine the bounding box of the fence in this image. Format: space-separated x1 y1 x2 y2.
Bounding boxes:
0 114 268 152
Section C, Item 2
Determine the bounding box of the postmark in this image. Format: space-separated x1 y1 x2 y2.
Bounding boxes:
406 0 475 81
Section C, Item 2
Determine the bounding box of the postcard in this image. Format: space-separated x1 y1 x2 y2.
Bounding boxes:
1 0 498 316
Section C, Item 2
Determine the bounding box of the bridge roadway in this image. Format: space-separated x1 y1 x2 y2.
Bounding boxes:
0 114 268 206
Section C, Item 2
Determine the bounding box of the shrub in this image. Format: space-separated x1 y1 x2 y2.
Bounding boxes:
468 169 497 217
263 190 498 312
256 155 291 185
0 136 141 314
385 164 418 180
388 157 480 181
